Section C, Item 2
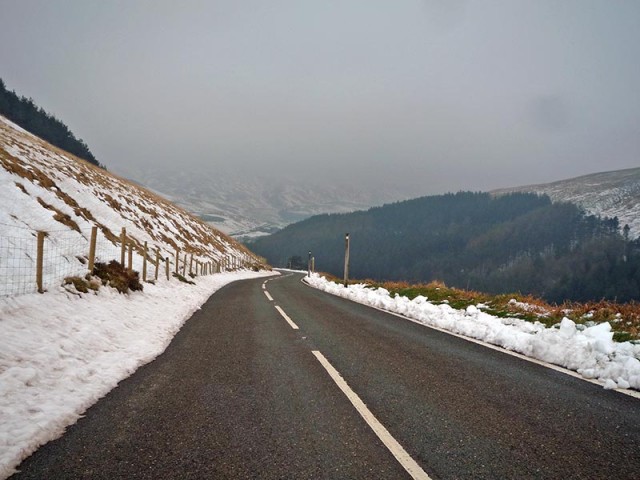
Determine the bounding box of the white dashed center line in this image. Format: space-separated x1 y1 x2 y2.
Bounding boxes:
312 350 431 480
264 290 273 301
274 305 299 330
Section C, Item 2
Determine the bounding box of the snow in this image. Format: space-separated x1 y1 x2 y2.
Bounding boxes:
0 114 273 478
0 269 275 479
493 167 640 238
306 274 640 393
0 114 256 298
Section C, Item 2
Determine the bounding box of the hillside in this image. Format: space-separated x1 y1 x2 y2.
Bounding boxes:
0 113 271 478
118 165 640 241
249 191 639 303
492 167 640 238
0 114 263 296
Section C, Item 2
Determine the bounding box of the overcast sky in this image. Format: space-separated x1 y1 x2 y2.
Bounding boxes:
1 0 639 195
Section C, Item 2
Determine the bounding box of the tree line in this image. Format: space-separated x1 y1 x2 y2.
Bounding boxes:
0 78 103 168
248 191 640 303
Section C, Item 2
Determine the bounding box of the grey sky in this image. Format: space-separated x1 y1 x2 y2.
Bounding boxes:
1 0 639 195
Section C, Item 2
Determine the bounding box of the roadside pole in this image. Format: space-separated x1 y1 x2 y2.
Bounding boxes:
344 233 350 287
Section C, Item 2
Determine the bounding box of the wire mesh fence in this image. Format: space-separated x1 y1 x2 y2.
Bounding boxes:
44 230 93 290
0 234 38 296
0 225 238 298
0 228 100 297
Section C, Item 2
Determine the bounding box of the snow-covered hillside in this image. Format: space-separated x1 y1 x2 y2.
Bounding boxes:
492 167 640 238
0 115 273 479
0 115 262 287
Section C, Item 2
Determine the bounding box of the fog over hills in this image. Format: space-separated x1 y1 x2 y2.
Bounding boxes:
119 165 417 239
492 167 640 238
122 165 640 241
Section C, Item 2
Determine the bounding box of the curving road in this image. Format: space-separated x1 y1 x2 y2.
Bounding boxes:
11 272 640 479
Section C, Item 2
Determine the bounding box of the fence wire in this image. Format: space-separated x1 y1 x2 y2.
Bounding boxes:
41 231 92 292
0 226 229 298
0 228 123 297
0 234 38 296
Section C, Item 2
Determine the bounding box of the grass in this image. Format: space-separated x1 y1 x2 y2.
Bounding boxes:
63 275 101 294
172 272 196 285
36 197 81 232
93 261 143 294
323 274 640 342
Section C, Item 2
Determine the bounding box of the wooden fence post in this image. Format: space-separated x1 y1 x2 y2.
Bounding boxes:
120 227 126 265
127 243 133 273
88 226 97 272
182 252 187 275
36 231 45 293
165 257 170 280
175 248 180 274
142 241 148 282
189 254 194 276
155 247 160 280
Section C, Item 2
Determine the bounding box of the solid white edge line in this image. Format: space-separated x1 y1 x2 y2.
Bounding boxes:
264 290 273 301
274 305 299 330
312 350 431 480
301 277 640 400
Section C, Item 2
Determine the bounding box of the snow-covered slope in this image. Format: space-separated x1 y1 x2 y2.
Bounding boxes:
492 167 640 237
0 114 262 293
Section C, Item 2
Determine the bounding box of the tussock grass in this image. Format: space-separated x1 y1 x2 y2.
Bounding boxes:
63 275 101 294
0 150 55 188
172 272 196 285
93 261 143 294
36 197 80 232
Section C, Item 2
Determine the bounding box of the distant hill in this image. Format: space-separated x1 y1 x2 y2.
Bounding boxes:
117 164 416 240
492 167 640 238
0 114 262 295
0 78 102 168
248 191 639 303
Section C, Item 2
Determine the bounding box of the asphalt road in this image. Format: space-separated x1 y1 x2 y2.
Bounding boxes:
11 272 640 479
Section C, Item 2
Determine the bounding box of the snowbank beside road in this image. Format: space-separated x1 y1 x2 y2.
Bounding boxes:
306 274 640 393
0 270 275 479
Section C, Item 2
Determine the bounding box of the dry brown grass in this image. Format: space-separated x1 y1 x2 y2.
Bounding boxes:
0 150 55 189
36 197 80 232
